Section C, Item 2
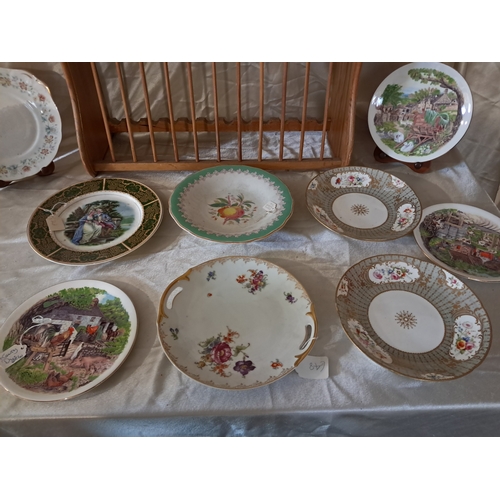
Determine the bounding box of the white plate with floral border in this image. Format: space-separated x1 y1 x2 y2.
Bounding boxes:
368 62 473 163
0 68 62 182
0 280 137 401
306 166 421 241
157 257 317 389
336 254 491 381
414 203 500 282
169 165 293 243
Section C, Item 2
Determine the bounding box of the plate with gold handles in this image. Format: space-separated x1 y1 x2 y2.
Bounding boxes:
335 254 491 381
27 178 162 265
306 166 421 241
157 256 317 389
0 279 137 401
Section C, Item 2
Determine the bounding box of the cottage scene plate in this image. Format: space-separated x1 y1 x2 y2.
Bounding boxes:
0 280 137 401
169 165 293 243
28 178 162 265
414 203 500 282
0 68 62 181
368 62 473 163
306 166 421 241
157 257 317 389
336 255 491 381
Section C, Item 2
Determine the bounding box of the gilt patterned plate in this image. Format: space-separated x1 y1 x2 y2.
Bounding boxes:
414 203 500 282
0 68 62 181
0 280 137 401
336 254 491 381
306 166 421 241
157 257 317 389
27 178 163 265
169 165 293 243
368 62 473 163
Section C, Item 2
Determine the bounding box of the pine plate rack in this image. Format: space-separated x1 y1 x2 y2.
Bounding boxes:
62 62 362 175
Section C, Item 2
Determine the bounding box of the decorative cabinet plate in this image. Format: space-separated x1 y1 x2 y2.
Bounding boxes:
368 62 473 163
0 280 137 401
157 257 317 389
336 254 491 381
169 165 293 243
0 68 62 181
306 166 421 241
27 178 163 265
414 203 500 282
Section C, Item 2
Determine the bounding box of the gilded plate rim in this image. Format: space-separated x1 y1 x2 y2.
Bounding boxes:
335 253 492 381
27 177 163 266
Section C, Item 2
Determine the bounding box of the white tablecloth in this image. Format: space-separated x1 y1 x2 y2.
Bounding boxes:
1 117 500 436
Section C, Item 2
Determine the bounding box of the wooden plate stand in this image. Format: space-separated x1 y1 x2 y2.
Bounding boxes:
373 146 431 174
0 161 55 188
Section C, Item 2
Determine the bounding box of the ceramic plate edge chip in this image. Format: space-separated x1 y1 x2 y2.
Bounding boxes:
0 280 138 401
169 165 293 243
367 62 473 163
413 203 500 282
335 254 491 381
306 166 422 241
156 256 318 389
0 68 62 181
27 177 163 266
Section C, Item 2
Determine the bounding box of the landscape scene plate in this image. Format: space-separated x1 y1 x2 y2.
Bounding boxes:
169 165 293 243
0 68 62 181
306 166 421 241
0 280 137 401
28 178 162 265
368 62 473 163
336 254 491 381
157 257 317 389
414 203 500 282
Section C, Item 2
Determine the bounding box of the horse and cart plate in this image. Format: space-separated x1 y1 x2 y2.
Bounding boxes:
0 280 137 401
368 62 473 163
27 178 163 265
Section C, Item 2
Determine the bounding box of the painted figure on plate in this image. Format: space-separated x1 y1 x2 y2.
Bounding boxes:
64 200 134 246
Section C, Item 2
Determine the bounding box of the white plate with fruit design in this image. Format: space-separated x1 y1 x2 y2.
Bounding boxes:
335 254 491 381
157 257 317 389
0 68 62 181
169 165 293 243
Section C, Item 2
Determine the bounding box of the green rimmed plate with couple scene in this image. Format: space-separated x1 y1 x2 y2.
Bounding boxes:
27 178 163 265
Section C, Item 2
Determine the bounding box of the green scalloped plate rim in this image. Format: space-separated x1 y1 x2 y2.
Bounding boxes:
169 165 293 243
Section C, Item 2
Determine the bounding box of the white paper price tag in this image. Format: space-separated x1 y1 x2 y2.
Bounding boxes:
46 214 65 231
0 344 27 369
263 201 277 213
295 355 329 380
